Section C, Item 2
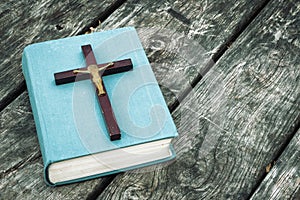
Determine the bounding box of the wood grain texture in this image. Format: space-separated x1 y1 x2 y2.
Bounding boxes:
99 0 269 105
0 0 114 110
1 0 297 198
0 92 106 199
0 161 104 200
251 129 300 200
0 0 269 190
0 0 122 198
0 92 38 176
97 0 300 199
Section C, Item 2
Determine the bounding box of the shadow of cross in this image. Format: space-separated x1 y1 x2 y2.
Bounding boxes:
54 45 133 141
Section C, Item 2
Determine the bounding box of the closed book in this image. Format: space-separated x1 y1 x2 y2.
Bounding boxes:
22 27 178 186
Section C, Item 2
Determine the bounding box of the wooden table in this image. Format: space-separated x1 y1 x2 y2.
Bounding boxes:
1 0 299 199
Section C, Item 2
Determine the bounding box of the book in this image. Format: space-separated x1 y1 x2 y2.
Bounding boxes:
22 27 178 186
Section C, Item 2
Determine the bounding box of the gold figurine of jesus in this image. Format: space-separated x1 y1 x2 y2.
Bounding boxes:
73 62 114 96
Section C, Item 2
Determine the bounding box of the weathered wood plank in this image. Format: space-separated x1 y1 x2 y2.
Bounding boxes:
0 0 124 198
0 92 38 175
0 0 123 111
250 128 300 200
99 0 270 106
0 92 109 199
0 0 268 187
0 160 104 199
97 0 300 199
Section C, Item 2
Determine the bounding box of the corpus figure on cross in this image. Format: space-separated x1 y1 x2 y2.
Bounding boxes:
73 63 113 96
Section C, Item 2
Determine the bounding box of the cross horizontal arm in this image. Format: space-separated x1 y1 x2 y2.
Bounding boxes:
54 59 133 85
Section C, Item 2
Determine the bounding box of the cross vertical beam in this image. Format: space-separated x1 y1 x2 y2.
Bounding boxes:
81 45 121 140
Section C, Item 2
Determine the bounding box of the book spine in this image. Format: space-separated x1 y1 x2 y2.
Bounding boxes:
22 48 50 170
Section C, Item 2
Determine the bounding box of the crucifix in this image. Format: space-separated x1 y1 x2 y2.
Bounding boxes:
54 44 133 141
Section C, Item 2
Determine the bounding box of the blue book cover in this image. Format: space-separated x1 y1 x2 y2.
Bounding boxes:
22 27 178 186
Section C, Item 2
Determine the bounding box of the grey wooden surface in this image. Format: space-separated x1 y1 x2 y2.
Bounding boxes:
0 0 122 111
100 0 270 107
97 0 300 199
251 128 300 200
0 93 104 199
0 0 123 199
0 0 267 196
0 0 299 199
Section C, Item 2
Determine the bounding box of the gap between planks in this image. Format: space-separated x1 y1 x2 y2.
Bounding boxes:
0 0 128 195
0 0 127 198
87 0 273 199
0 0 128 113
246 114 300 200
168 0 271 113
1 0 282 198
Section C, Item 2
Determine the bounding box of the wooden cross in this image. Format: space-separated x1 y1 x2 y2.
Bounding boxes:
54 44 133 141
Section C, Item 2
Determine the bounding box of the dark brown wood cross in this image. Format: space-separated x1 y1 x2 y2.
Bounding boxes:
54 44 133 141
